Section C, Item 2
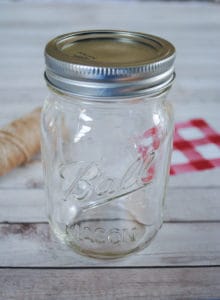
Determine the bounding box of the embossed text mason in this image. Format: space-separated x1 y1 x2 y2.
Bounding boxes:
42 30 176 258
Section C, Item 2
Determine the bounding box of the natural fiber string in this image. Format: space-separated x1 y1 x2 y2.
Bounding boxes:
0 108 41 176
0 130 30 162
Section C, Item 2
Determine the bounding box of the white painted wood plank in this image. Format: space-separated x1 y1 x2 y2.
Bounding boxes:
0 160 44 189
0 187 219 223
0 3 220 88
1 2 219 25
164 187 220 222
0 222 220 267
1 158 220 189
1 267 220 300
0 189 46 223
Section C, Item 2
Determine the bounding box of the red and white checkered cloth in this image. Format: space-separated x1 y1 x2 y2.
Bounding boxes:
170 119 220 175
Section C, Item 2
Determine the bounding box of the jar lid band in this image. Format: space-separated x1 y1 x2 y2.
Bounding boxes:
45 30 176 98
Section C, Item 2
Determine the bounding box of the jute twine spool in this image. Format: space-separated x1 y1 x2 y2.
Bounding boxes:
0 108 41 176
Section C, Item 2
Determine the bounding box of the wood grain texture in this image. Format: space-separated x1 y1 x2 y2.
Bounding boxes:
0 159 220 190
1 268 220 300
0 222 220 267
0 1 220 297
0 187 220 223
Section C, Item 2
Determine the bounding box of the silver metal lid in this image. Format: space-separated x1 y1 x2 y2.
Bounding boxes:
44 30 175 98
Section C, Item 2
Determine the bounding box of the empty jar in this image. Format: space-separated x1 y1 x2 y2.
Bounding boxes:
41 30 176 259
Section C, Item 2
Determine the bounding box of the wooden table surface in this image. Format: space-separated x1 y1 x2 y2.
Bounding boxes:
0 1 220 299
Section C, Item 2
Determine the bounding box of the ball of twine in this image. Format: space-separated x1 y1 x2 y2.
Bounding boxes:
0 108 41 176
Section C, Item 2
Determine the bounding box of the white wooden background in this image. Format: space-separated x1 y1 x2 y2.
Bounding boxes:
0 1 220 299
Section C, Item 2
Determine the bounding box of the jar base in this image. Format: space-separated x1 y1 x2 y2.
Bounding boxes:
67 224 161 260
49 204 162 260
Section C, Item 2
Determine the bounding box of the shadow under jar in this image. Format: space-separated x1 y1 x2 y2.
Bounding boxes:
42 30 176 259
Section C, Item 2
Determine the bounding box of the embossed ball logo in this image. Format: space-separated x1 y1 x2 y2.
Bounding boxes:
59 126 162 209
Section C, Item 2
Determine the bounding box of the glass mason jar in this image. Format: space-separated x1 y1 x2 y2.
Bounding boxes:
42 30 175 259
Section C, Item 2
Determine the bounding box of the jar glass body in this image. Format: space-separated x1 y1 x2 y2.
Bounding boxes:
41 90 174 259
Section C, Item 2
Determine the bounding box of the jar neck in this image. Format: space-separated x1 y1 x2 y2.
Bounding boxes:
47 84 170 106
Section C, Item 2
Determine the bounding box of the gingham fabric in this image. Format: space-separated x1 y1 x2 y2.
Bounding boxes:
170 119 220 175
